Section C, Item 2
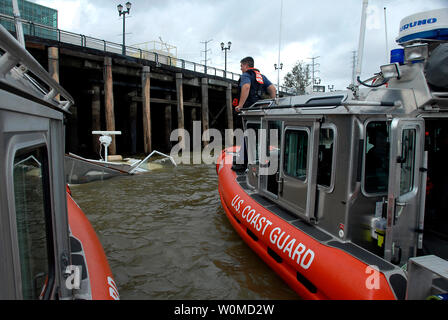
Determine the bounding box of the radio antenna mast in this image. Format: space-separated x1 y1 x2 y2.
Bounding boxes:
351 50 357 86
276 0 284 95
384 7 389 63
355 0 368 79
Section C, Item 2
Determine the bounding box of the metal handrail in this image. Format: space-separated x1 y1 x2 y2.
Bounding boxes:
0 24 74 111
0 14 296 92
0 14 240 81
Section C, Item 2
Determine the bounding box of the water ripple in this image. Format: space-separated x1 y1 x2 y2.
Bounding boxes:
70 164 298 300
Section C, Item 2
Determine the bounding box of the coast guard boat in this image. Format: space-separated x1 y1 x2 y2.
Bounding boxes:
218 8 448 299
0 22 118 299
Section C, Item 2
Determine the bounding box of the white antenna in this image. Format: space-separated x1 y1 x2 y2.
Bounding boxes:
276 0 283 94
355 0 368 79
351 50 357 85
384 7 389 63
12 0 25 46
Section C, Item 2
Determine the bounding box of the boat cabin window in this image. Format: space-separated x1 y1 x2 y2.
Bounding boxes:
284 129 308 181
282 127 335 185
265 120 282 195
13 146 54 299
400 128 416 195
364 121 390 194
317 127 335 188
246 122 260 164
266 120 282 157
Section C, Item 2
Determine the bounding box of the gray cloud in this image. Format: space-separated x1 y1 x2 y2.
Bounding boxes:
34 0 447 89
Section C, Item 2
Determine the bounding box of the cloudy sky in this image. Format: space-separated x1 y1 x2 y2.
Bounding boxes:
32 0 446 90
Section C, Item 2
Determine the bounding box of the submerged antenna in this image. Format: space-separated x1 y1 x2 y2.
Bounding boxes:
355 0 368 79
384 7 389 63
12 0 25 46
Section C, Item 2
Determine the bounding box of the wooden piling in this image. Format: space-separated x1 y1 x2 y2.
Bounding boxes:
201 78 209 145
175 73 185 149
142 66 152 154
103 56 116 155
165 94 172 149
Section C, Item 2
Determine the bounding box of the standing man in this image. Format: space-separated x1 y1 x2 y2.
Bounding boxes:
234 56 276 112
232 57 276 172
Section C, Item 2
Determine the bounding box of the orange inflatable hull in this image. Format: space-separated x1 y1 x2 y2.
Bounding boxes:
217 147 399 300
67 186 119 300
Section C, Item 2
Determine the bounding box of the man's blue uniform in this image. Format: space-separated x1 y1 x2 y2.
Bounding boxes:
239 68 273 108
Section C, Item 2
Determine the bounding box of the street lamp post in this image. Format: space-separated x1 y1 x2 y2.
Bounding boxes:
274 62 283 96
117 2 132 55
221 41 231 77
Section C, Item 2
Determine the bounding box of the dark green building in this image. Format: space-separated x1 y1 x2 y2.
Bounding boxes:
0 0 58 40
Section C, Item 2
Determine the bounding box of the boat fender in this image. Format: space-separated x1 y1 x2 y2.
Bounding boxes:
67 192 119 300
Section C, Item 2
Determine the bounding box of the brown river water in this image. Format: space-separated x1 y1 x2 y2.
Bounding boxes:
69 163 299 300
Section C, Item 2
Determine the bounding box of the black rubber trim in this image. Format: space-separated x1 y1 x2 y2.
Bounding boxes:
267 247 283 263
246 228 259 241
71 253 88 280
251 193 274 207
70 236 82 252
389 273 407 300
291 220 332 242
297 271 318 294
269 205 298 222
248 192 332 241
327 241 395 271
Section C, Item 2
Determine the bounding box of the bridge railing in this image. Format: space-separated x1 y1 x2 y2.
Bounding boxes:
0 14 242 81
0 14 296 92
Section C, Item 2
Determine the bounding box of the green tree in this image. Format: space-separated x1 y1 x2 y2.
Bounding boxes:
283 61 311 95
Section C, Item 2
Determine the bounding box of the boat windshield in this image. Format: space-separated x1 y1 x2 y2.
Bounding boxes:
246 122 260 164
364 121 390 194
13 146 54 299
